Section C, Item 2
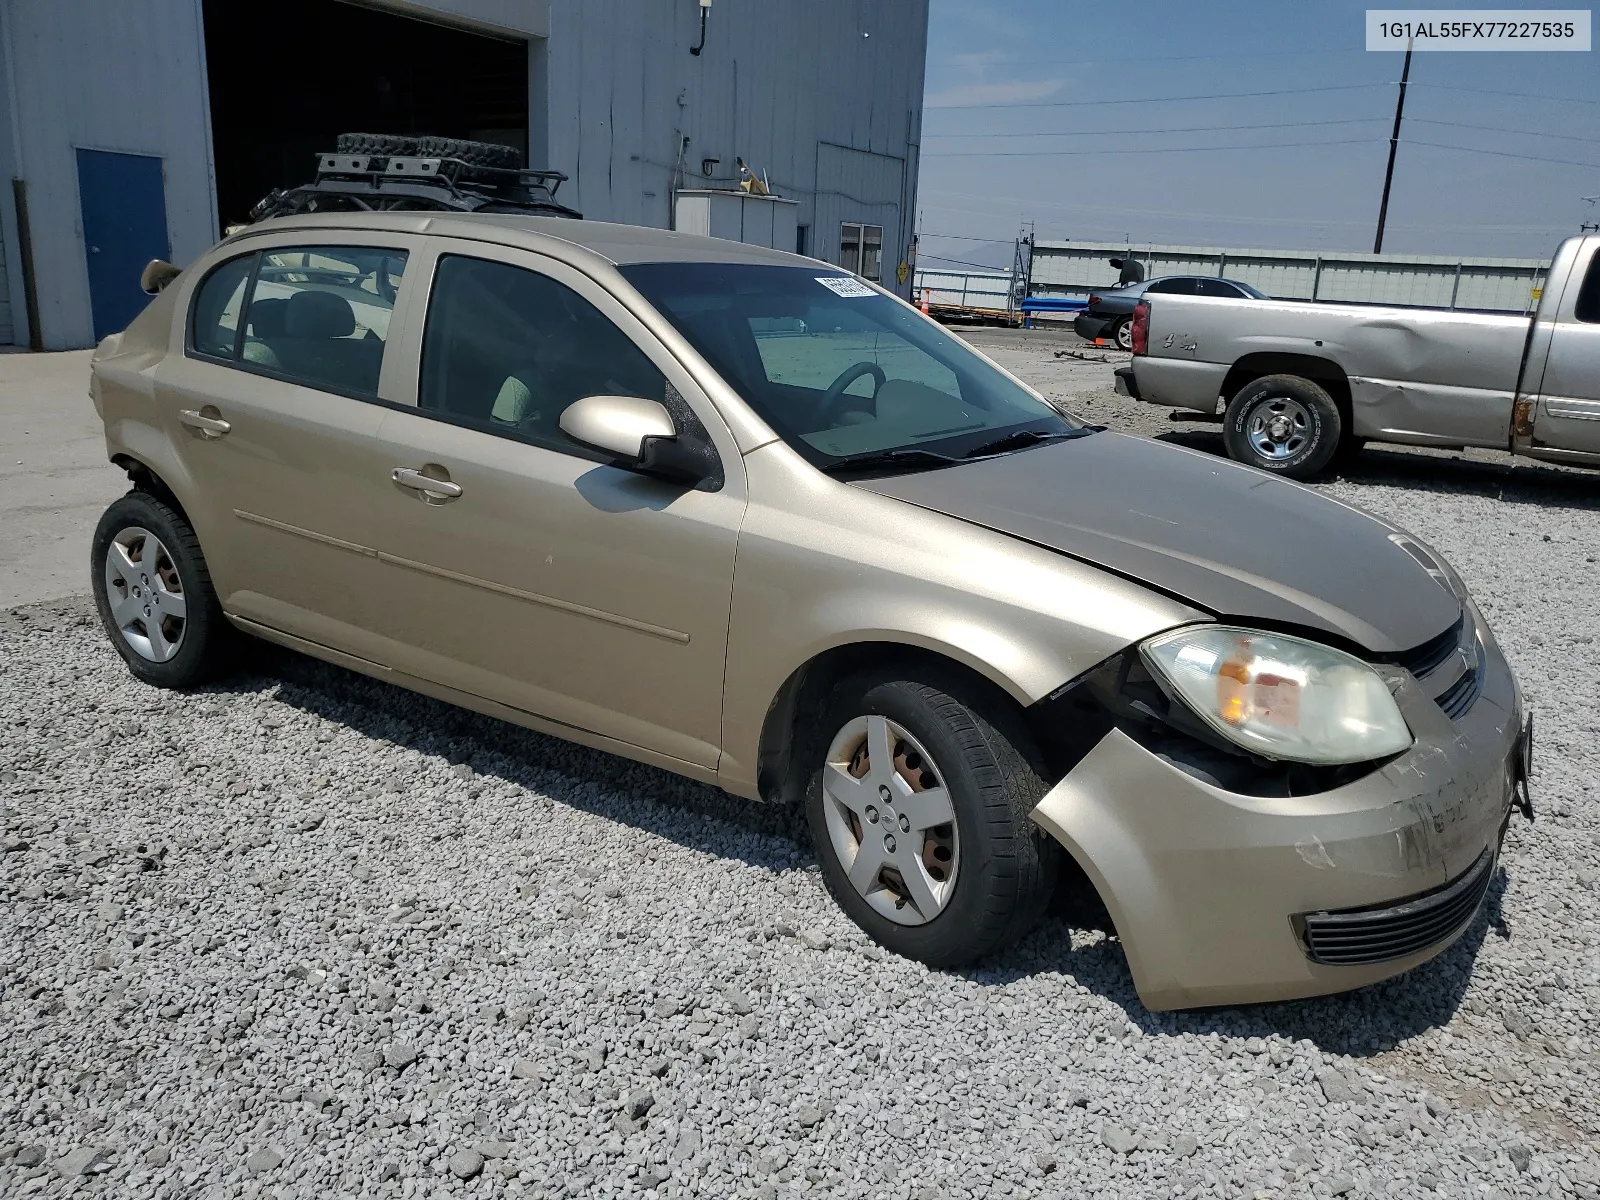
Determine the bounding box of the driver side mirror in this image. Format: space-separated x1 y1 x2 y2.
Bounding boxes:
559 394 721 490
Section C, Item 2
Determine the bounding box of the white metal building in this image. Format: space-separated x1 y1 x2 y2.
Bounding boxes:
0 0 928 350
1029 240 1551 314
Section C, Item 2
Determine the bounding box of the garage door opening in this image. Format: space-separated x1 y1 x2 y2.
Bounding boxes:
202 0 530 228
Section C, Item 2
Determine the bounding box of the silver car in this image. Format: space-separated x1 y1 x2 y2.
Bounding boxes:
90 213 1530 1009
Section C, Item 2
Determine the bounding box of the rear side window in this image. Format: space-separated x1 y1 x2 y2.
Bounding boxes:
418 255 665 454
190 255 254 358
1575 252 1600 323
189 244 408 398
1144 278 1197 296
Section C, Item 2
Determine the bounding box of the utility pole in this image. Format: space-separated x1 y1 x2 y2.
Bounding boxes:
1373 42 1412 254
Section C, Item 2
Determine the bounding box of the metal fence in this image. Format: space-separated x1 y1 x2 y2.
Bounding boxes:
912 268 1014 312
1027 240 1551 314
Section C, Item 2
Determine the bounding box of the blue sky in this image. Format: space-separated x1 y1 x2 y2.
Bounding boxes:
915 1 1600 267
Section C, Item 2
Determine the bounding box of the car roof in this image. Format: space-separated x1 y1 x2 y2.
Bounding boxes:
227 211 820 271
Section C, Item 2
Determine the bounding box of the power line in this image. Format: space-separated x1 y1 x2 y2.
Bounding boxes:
1409 82 1600 107
923 137 1377 159
924 82 1389 112
1409 117 1600 145
1407 139 1600 170
923 117 1388 140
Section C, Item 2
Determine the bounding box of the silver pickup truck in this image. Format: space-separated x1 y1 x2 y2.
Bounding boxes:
1117 234 1600 479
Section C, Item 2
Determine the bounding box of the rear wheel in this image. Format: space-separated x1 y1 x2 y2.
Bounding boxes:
1111 317 1134 351
1223 374 1343 479
91 491 234 688
805 670 1059 967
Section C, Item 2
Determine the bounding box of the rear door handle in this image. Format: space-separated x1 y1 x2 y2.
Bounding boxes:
178 408 231 438
391 467 463 500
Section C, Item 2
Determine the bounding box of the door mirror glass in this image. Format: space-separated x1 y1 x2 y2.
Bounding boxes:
559 394 677 462
141 258 182 296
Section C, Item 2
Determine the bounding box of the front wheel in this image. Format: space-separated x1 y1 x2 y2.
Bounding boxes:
1222 374 1343 480
805 671 1059 967
91 490 235 688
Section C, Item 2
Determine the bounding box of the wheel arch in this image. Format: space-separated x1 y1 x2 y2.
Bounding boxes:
112 452 194 525
754 639 1037 807
1221 353 1352 425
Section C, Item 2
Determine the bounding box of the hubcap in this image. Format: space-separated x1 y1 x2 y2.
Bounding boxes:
822 715 959 926
1115 320 1134 351
1246 397 1312 461
104 527 187 662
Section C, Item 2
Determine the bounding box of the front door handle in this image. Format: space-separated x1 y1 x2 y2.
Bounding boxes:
391 467 463 501
178 408 231 438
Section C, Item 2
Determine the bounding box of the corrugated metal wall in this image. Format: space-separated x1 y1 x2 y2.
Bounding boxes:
545 0 926 289
912 268 1011 310
0 0 927 348
0 0 219 350
1029 240 1551 314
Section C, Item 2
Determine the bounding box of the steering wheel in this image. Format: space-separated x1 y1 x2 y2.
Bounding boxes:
818 361 887 425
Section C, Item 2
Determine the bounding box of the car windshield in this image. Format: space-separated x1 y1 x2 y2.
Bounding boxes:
618 263 1081 469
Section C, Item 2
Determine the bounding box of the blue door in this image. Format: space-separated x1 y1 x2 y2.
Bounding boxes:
76 149 170 340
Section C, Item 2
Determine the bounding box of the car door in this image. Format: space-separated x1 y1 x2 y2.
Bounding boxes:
356 241 747 771
155 234 426 646
1523 240 1600 462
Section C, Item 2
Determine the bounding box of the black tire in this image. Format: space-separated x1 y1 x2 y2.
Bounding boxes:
414 136 521 170
804 669 1060 967
90 491 235 688
1222 373 1343 480
1110 317 1134 352
334 132 422 157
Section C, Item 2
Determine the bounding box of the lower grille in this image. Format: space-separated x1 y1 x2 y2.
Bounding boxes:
1296 849 1494 966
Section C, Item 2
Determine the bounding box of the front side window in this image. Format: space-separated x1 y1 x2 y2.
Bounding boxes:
419 255 666 453
190 243 407 398
621 262 1079 468
839 222 884 282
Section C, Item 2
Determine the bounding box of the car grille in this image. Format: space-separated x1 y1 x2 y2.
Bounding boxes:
1436 642 1486 719
1391 613 1464 679
1385 611 1483 721
1296 849 1495 966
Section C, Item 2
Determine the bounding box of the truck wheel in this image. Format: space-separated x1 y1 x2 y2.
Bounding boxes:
1111 317 1134 351
91 491 235 688
415 136 521 170
335 132 422 157
1223 374 1343 479
805 670 1059 968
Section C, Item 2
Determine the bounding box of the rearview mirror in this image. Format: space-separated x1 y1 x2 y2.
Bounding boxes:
560 394 676 461
140 259 182 296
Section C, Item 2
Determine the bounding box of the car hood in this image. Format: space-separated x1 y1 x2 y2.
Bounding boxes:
852 432 1459 655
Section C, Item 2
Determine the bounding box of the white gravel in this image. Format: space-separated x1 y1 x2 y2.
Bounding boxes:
4 340 1600 1200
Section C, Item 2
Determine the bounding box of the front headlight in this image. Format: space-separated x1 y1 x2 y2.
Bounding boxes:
1142 626 1413 765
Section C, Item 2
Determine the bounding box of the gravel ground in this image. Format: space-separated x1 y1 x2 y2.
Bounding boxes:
3 337 1600 1200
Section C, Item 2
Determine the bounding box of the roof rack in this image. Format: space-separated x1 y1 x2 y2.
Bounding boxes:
249 136 582 223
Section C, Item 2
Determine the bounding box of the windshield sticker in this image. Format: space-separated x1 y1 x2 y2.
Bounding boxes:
815 275 875 298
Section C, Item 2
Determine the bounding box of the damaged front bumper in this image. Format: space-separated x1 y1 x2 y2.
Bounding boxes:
1030 639 1525 1011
